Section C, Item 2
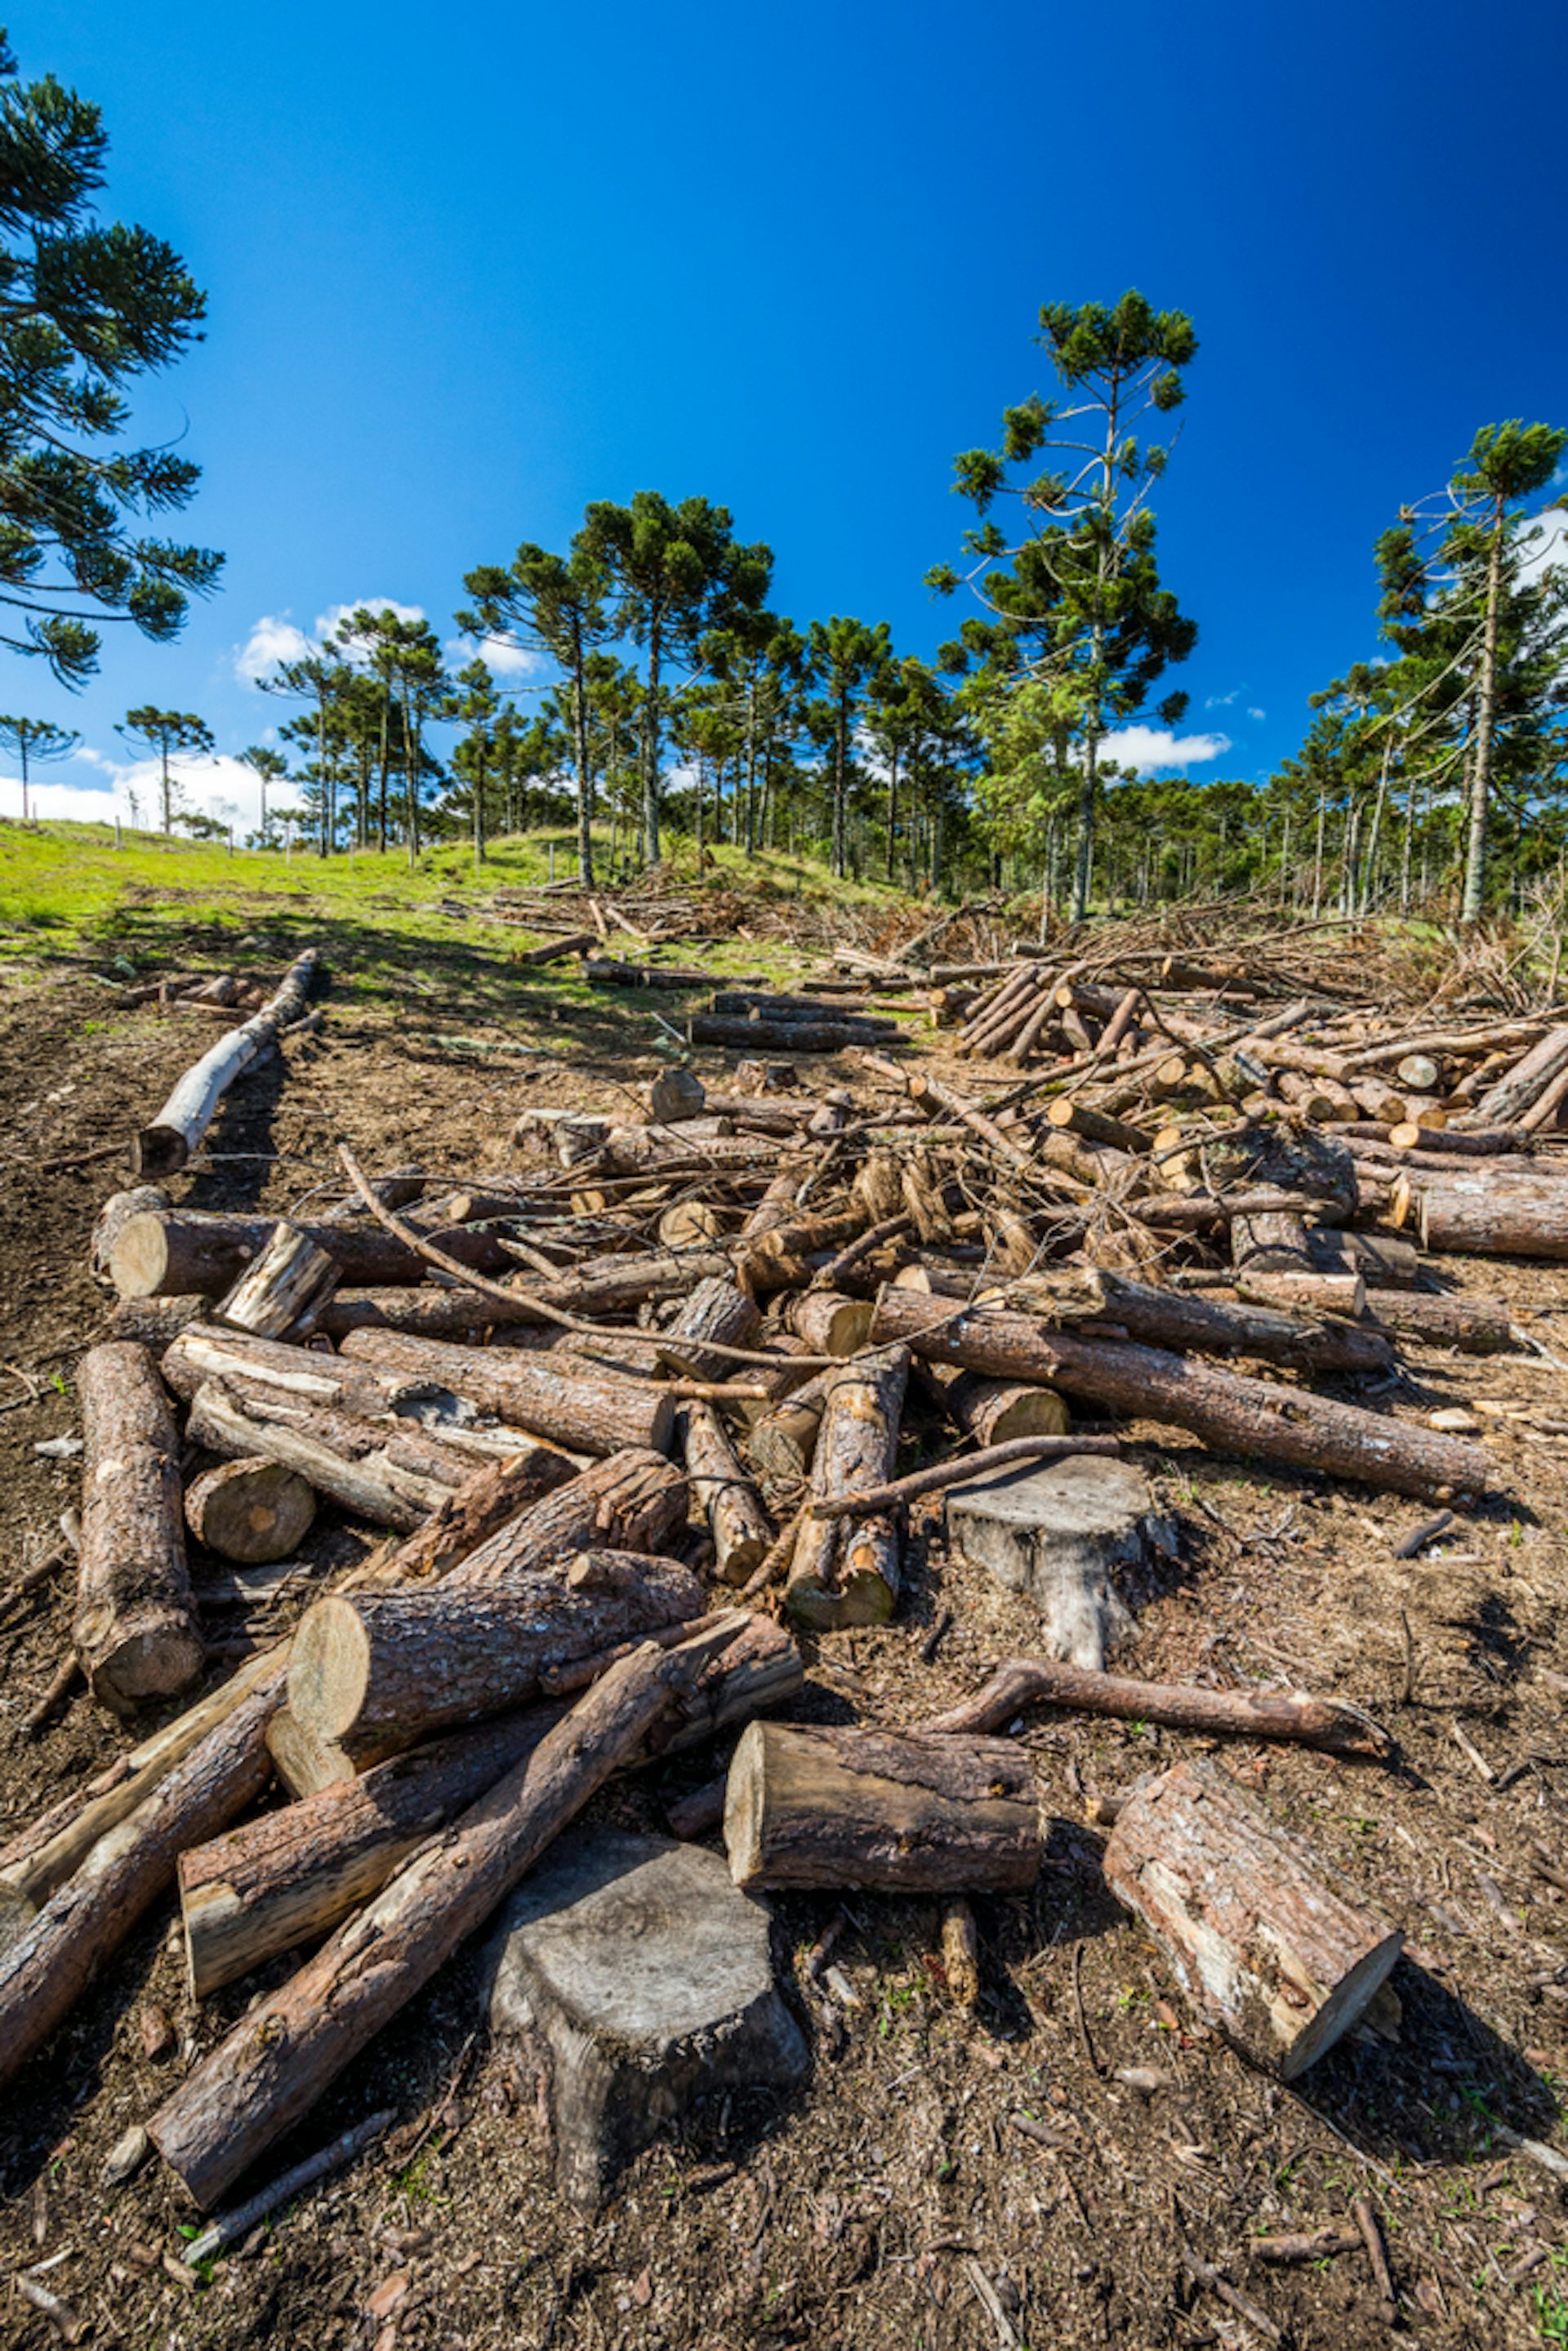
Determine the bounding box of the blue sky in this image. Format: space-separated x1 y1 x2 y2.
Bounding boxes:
6 0 1566 828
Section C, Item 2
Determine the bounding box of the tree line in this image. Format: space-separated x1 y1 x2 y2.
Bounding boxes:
4 30 1566 918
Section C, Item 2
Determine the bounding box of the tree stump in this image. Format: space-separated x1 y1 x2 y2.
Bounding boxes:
184 1459 316 1565
74 1343 204 1713
724 1721 1041 1893
488 1829 808 2207
946 1455 1176 1672
1102 1757 1403 2078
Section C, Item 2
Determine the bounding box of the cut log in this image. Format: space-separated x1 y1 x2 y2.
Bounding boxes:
679 1400 772 1583
1472 1026 1568 1126
214 1221 340 1338
1045 1098 1155 1153
1365 1290 1513 1353
1101 1757 1403 2078
0 1665 286 2090
871 1288 1492 1502
182 1617 800 1996
691 1014 900 1052
335 1327 675 1455
185 1381 479 1530
742 1209 867 1293
149 1625 743 2209
652 1276 761 1382
355 1447 579 1584
647 1066 705 1122
1306 1228 1421 1289
161 1321 417 1414
920 1364 1070 1445
107 1293 208 1351
724 1721 1040 1892
91 1186 170 1282
74 1342 204 1713
778 1288 874 1356
744 1366 835 1481
1393 1173 1568 1261
287 1552 704 1764
919 1657 1390 1757
1012 1263 1392 1377
110 1208 513 1299
444 1446 688 1587
132 947 321 1178
785 1345 909 1628
184 1460 316 1564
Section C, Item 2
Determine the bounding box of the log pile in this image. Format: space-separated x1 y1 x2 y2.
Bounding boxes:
7 904 1560 2224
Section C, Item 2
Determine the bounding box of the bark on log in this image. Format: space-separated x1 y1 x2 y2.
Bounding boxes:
679 1400 772 1583
335 1327 675 1456
919 1656 1390 1756
185 1381 479 1530
1013 1264 1392 1376
920 1363 1071 1445
1101 1757 1403 2078
184 1459 317 1564
691 1015 902 1052
106 1293 208 1352
356 1447 580 1584
871 1288 1491 1502
1307 1228 1421 1289
215 1222 340 1338
1364 1290 1513 1352
110 1209 513 1300
742 1209 866 1293
91 1186 171 1281
149 1627 740 2208
653 1276 761 1382
74 1343 204 1713
778 1289 875 1356
133 948 322 1178
1472 1026 1568 1126
161 1322 416 1414
1393 1173 1568 1260
786 1345 909 1627
724 1721 1041 1893
744 1367 835 1481
1045 1098 1155 1154
0 1666 286 2089
444 1447 688 1587
287 1552 704 1763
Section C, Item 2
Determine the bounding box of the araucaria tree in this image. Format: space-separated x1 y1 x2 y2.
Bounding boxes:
806 617 891 878
0 714 79 818
116 706 213 834
0 33 221 683
930 291 1198 921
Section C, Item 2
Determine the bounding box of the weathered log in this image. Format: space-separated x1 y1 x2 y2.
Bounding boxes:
1393 1172 1568 1260
184 1459 317 1564
920 1363 1071 1445
1101 1757 1403 2077
1471 1026 1568 1127
315 1165 428 1222
679 1400 772 1583
778 1288 874 1356
1013 1263 1392 1376
132 948 321 1178
1306 1227 1421 1289
335 1327 675 1456
110 1208 512 1300
214 1221 340 1338
653 1275 761 1382
181 1616 801 1997
444 1447 688 1587
161 1321 416 1414
185 1381 479 1530
91 1186 170 1282
871 1288 1491 1501
744 1366 836 1481
287 1552 704 1765
74 1342 204 1713
786 1345 909 1627
149 1624 743 2209
691 1014 900 1053
107 1293 210 1351
724 1721 1041 1893
1364 1290 1514 1352
919 1656 1390 1756
354 1446 580 1584
1045 1098 1154 1154
0 1666 287 2089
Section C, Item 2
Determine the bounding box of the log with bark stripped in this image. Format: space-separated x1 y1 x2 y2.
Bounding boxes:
74 1343 204 1713
132 948 322 1178
214 1221 340 1338
785 1345 909 1627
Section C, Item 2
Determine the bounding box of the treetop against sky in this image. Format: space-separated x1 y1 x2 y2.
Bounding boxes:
0 0 1563 837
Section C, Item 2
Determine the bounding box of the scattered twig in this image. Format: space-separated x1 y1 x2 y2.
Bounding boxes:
1392 1508 1454 1560
1353 2196 1398 2325
179 2108 397 2267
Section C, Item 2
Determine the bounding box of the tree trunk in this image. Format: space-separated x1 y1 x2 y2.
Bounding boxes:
919 1364 1070 1446
679 1400 772 1583
160 1322 425 1415
651 1276 760 1382
74 1343 204 1714
0 1666 287 2090
91 1186 171 1282
1102 1757 1403 2078
778 1289 874 1357
109 1209 513 1300
724 1721 1040 1892
1014 1262 1391 1377
1461 515 1506 923
1392 1170 1568 1260
870 1288 1490 1502
185 1381 482 1530
185 1459 316 1564
919 1656 1388 1756
131 950 321 1179
642 618 662 865
444 1447 688 1587
336 1328 675 1457
786 1345 909 1627
149 1631 732 2208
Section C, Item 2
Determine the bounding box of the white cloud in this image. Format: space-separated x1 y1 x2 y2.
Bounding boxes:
1 752 305 834
444 630 544 680
1246 706 1267 722
1204 688 1239 708
1102 725 1232 774
234 595 429 684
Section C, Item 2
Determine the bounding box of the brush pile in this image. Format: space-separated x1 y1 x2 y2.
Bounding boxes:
7 911 1566 2257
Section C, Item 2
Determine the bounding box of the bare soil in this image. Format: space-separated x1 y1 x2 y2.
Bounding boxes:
2 937 1568 2351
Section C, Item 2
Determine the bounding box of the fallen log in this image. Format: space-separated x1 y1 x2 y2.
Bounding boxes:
786 1345 909 1627
133 947 321 1178
335 1327 675 1456
691 1014 903 1053
161 1322 416 1414
870 1289 1492 1501
724 1721 1041 1893
185 1380 482 1530
74 1342 204 1713
1392 1172 1568 1260
679 1400 772 1583
745 1365 835 1481
91 1185 170 1281
1470 1026 1568 1126
778 1288 875 1356
0 1664 287 2090
989 1264 1393 1377
1364 1290 1514 1353
445 1446 688 1587
1101 1757 1403 2078
653 1275 761 1382
149 1623 744 2209
214 1221 341 1338
922 1365 1071 1446
180 1614 801 1997
919 1656 1391 1757
287 1552 704 1765
110 1208 514 1300
184 1459 317 1564
354 1446 580 1584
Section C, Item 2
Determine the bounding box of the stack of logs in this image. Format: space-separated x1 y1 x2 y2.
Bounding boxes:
8 950 1557 2224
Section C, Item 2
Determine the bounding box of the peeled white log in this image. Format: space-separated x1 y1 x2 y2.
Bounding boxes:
132 948 321 1178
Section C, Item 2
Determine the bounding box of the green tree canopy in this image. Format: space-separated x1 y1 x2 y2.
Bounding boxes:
0 710 78 817
116 705 212 834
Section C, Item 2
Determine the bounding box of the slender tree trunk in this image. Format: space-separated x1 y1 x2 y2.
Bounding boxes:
317 697 328 860
832 695 848 879
1462 514 1506 924
162 746 173 836
1400 757 1416 914
377 703 390 855
744 679 760 851
571 622 594 889
405 695 421 867
1312 787 1325 916
1361 737 1391 914
19 740 28 824
1280 805 1291 908
1339 795 1361 916
642 616 663 866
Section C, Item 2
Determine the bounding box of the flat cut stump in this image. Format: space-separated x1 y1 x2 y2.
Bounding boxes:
944 1454 1175 1671
487 1828 808 2206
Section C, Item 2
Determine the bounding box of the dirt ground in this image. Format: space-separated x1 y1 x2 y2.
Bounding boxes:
3 929 1568 2351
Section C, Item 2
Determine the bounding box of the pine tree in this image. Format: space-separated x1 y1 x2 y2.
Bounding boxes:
0 714 78 819
116 706 212 834
238 744 288 842
804 617 891 878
